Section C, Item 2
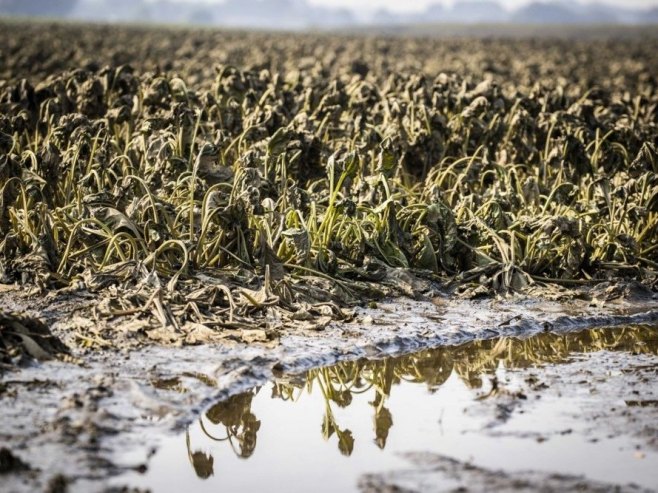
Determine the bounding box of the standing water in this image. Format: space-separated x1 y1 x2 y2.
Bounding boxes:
117 325 658 492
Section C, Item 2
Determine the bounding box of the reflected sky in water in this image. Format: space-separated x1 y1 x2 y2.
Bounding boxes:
122 325 658 492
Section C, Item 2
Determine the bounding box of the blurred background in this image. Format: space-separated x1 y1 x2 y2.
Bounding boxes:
0 0 657 30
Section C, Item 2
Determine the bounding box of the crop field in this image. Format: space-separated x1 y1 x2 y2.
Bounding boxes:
1 20 658 493
0 22 657 359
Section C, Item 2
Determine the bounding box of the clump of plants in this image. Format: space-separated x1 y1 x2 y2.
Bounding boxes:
0 22 656 338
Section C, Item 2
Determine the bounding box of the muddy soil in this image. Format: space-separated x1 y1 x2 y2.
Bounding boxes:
1 286 658 492
359 452 654 493
2 280 657 353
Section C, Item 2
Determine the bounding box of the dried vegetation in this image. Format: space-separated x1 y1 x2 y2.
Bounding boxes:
0 22 657 349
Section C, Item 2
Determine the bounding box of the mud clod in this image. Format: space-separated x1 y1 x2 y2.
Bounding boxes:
0 310 70 369
0 447 30 474
359 452 652 493
45 474 70 493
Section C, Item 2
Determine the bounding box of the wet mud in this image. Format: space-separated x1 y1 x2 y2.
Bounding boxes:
1 294 657 492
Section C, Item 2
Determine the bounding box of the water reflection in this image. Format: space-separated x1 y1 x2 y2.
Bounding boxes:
187 390 261 477
186 325 657 478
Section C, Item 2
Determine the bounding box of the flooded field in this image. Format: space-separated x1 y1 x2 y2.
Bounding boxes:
2 297 657 492
116 324 658 492
0 20 657 493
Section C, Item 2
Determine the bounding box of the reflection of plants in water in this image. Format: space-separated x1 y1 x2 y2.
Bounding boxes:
284 325 657 451
316 360 397 454
185 389 262 478
202 390 261 459
372 393 393 449
190 325 656 468
451 324 658 388
186 431 214 479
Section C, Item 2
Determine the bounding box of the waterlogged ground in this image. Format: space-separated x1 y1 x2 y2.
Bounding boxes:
1 21 657 493
114 325 658 493
1 296 658 492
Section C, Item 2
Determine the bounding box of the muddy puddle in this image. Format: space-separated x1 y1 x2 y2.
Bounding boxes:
115 324 658 493
2 298 658 493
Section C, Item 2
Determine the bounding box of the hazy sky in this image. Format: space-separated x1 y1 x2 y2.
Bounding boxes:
172 0 658 13
309 0 658 12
